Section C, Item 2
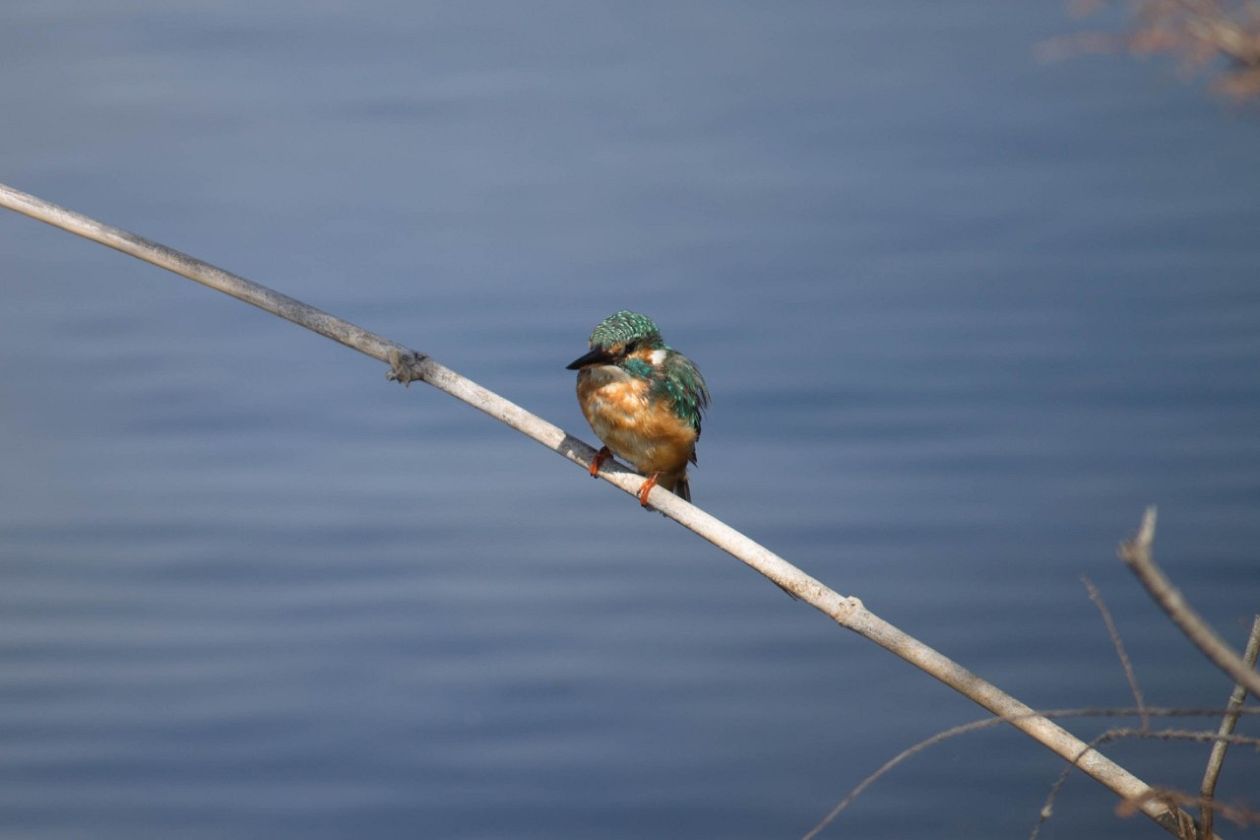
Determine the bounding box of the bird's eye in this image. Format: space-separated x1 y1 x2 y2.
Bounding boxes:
624 341 638 354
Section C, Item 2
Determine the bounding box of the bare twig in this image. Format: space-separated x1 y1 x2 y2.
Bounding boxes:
1039 576 1152 840
1084 575 1149 730
0 182 1207 840
1033 728 1114 840
1199 614 1260 839
1101 727 1260 748
803 717 996 840
1120 507 1260 698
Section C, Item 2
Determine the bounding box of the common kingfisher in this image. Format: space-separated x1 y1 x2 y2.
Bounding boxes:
567 310 710 507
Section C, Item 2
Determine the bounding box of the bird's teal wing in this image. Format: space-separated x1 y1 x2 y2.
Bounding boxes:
653 351 710 437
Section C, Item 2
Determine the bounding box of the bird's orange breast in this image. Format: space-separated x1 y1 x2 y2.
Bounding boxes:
576 367 697 477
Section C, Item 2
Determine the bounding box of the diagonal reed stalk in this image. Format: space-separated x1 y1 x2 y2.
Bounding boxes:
0 181 1211 839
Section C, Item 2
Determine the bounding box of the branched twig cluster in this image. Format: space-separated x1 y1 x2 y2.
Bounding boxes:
805 707 1260 840
808 510 1260 840
1046 0 1260 100
1037 727 1260 839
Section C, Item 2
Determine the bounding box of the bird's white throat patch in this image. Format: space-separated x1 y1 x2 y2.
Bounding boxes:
584 364 632 386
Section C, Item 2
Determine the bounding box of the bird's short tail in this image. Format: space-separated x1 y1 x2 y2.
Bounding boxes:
673 475 691 503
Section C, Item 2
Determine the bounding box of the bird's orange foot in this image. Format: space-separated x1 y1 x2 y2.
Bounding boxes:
588 446 612 478
637 473 660 507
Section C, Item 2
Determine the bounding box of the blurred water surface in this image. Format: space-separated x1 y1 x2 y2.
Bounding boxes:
2 3 1259 838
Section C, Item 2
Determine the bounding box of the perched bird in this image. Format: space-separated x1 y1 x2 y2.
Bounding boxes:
567 311 710 507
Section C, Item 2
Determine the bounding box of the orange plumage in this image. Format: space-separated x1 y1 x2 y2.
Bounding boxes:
575 366 698 496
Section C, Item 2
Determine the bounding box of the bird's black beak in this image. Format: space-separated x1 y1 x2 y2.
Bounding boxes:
566 347 613 370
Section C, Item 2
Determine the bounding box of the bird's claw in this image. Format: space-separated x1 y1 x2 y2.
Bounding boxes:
589 446 612 478
637 473 660 507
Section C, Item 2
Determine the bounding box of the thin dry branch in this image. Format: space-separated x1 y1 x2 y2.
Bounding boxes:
803 717 996 840
1199 614 1260 839
1084 575 1149 730
1120 507 1260 698
1033 727 1114 840
0 181 1204 840
1100 727 1260 748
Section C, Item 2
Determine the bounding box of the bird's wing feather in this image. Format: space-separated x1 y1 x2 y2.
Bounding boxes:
652 350 709 437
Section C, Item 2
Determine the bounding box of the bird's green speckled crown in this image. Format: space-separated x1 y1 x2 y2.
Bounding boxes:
589 310 663 349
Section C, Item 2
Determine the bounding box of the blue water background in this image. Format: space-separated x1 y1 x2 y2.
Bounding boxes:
2 3 1258 838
